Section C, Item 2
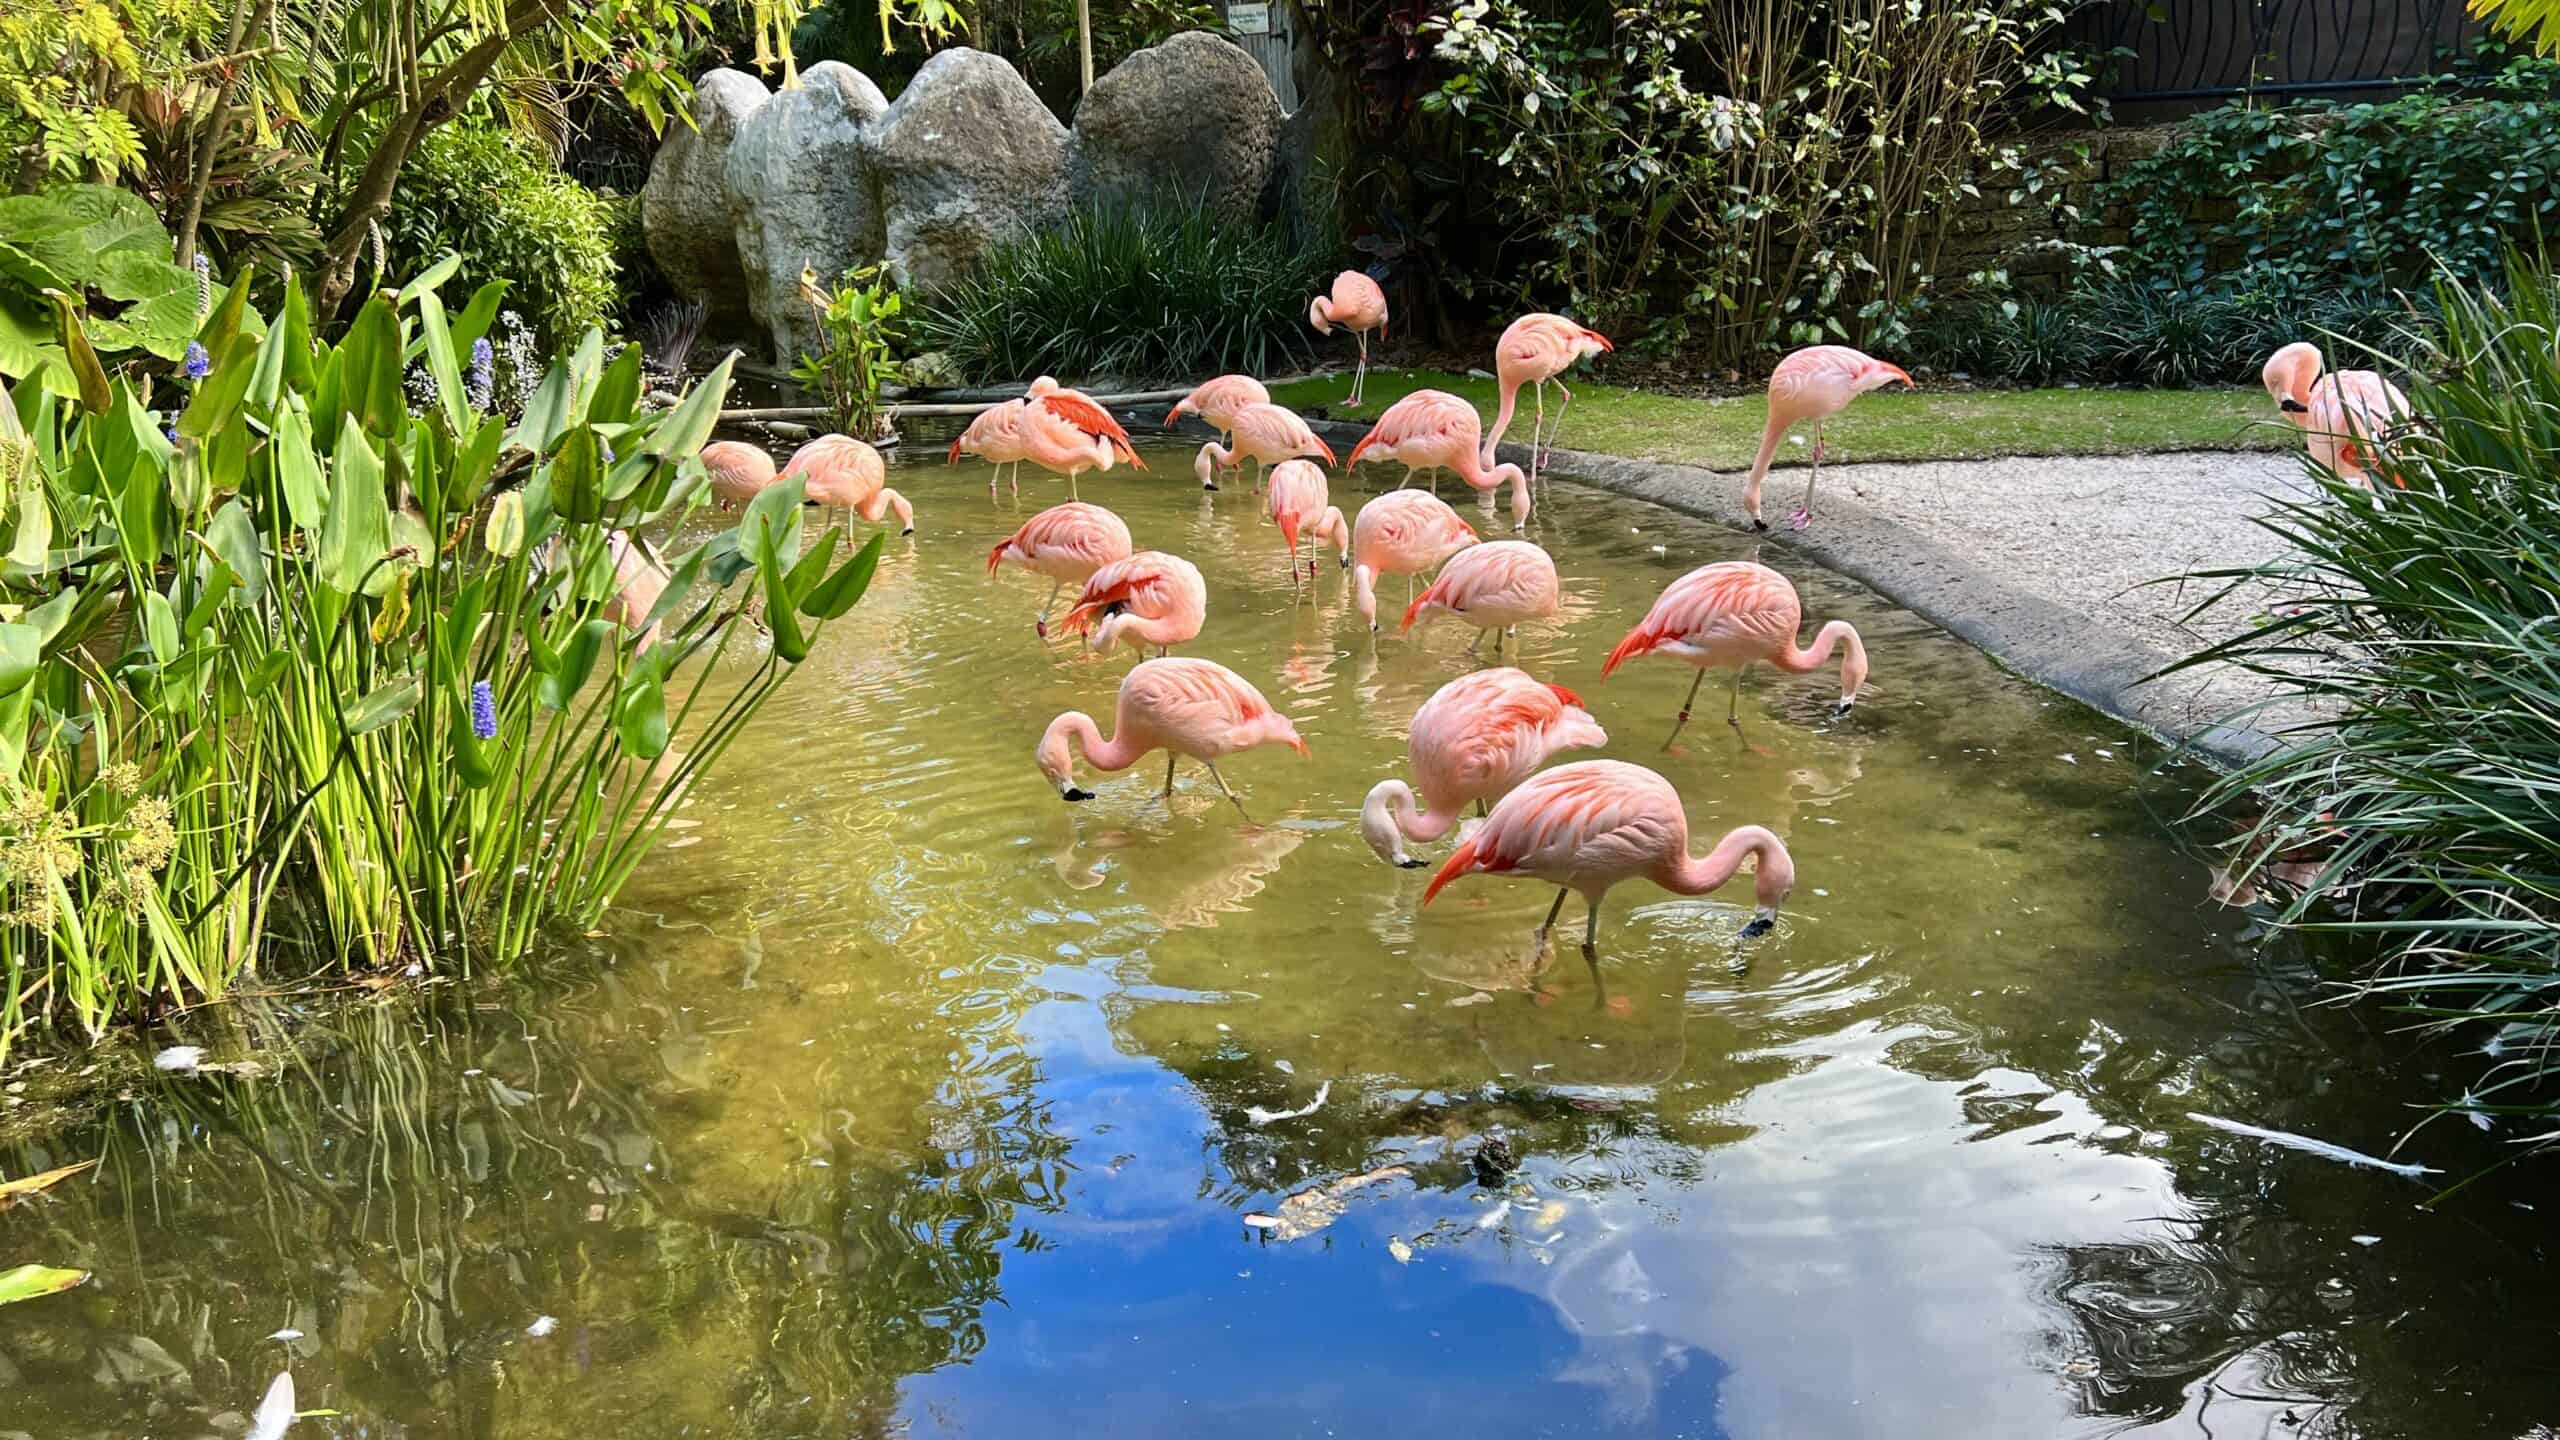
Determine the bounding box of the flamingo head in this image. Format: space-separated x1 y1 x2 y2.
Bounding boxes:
1579 328 1615 358
1027 375 1061 400
1261 711 1311 757
1193 443 1222 489
1736 827 1796 937
1036 715 1095 802
1359 781 1423 868
2263 343 2322 416
1308 296 1334 335
1858 361 1914 394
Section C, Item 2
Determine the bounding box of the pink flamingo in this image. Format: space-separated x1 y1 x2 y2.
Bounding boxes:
1350 490 1479 633
701 440 779 511
1602 560 1868 746
1308 270 1389 406
1486 313 1612 483
987 501 1134 636
602 530 672 650
782 434 913 534
1346 389 1533 529
1424 759 1796 957
2261 342 2411 489
1036 655 1309 817
1060 549 1208 658
1402 539 1560 662
950 398 1033 499
1022 376 1144 498
1744 345 1913 531
1192 401 1335 493
1361 667 1607 868
1165 374 1272 474
1266 459 1348 589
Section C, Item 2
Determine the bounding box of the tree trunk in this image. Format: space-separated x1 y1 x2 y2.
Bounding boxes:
175 0 269 270
313 0 562 317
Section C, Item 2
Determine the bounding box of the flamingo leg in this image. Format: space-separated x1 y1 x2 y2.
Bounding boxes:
1352 332 1370 407
1535 887 1570 944
1790 425 1826 530
1531 381 1549 486
1663 668 1708 750
1728 666 1745 725
1581 899 1606 1006
1204 762 1253 822
1163 751 1177 798
1036 579 1062 638
1465 628 1487 659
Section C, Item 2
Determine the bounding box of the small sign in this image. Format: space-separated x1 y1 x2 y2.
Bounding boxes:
1227 2 1270 35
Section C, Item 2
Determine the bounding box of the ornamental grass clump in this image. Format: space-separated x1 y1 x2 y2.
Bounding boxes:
0 255 882 1054
2168 262 2560 1161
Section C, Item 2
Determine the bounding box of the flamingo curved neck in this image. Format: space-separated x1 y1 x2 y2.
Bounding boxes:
1353 564 1380 627
1773 620 1863 684
1660 826 1784 898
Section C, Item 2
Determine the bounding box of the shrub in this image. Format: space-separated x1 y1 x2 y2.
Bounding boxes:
793 266 907 438
2167 262 2560 1159
381 121 621 347
911 204 1335 384
0 266 883 1053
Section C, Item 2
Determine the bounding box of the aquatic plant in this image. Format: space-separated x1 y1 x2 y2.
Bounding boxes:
0 255 883 1052
2168 260 2560 1170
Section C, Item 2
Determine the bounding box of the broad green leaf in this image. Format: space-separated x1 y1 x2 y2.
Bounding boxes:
204 500 263 604
538 619 611 710
276 272 315 396
484 490 525 558
0 1264 88 1309
316 417 390 593
615 673 669 757
141 589 178 663
0 621 40 695
344 675 419 736
784 525 842 607
553 427 605 524
243 649 289 696
45 292 109 414
23 587 78 648
449 279 509 358
509 362 574 454
737 474 806 575
449 417 501 512
273 410 325 531
7 467 49 569
194 263 252 360
115 456 162 571
396 252 463 303
177 314 259 440
336 292 403 439
415 290 467 434
591 341 643 424
641 353 735 462
802 530 886 619
639 542 708 633
763 559 809 663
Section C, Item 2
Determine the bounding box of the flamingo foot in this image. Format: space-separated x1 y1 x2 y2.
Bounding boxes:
1786 507 1812 531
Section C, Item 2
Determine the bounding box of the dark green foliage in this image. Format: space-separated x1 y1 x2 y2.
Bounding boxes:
2105 55 2560 297
380 121 620 346
2168 263 2560 1159
1913 277 2439 388
911 204 1337 385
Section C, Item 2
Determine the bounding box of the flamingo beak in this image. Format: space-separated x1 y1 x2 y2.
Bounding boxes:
1739 911 1776 940
1062 786 1096 803
1396 857 1427 870
2280 398 2310 415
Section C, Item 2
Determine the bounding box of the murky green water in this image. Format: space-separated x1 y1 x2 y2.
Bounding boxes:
5 445 2555 1438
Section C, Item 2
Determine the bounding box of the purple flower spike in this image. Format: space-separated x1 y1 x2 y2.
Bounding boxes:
599 439 616 465
182 342 210 381
470 680 498 740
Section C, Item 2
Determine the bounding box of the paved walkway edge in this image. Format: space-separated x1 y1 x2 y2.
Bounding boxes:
1305 420 2281 771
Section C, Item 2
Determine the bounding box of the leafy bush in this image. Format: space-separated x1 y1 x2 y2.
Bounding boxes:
2105 55 2560 298
1912 275 2440 388
0 265 882 1053
912 204 1334 384
0 184 213 397
794 266 907 439
2169 263 2560 1157
380 121 621 347
1418 0 2099 363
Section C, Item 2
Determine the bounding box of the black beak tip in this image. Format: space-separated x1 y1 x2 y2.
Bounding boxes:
1833 700 1856 718
1739 917 1775 940
900 526 914 536
1751 518 1769 534
1396 858 1427 870
1062 787 1095 803
1203 482 1219 492
2281 399 2310 415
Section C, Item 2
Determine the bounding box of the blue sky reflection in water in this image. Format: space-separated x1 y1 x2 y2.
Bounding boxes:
3 443 2554 1439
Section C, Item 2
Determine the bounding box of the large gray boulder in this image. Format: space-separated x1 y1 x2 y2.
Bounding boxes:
723 61 890 363
1071 32 1281 224
868 48 1069 293
640 68 768 329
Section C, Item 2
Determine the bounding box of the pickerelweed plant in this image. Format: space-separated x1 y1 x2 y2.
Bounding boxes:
0 256 883 1053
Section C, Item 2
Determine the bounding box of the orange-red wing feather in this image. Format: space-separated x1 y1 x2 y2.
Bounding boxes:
1038 392 1147 470
1547 682 1587 710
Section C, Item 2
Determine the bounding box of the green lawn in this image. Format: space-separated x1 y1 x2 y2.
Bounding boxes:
1267 369 2285 471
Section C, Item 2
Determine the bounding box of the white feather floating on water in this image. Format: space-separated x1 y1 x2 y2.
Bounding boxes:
1475 1199 1512 1231
525 1315 559 1338
1246 1081 1330 1127
2187 1112 2439 1180
153 1046 204 1073
245 1371 296 1440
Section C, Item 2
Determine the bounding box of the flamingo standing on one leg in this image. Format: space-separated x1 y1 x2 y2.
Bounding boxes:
1023 376 1144 498
2262 342 2411 489
1309 271 1389 407
1060 549 1209 659
988 501 1134 637
1349 489 1479 634
1402 539 1560 663
1744 345 1913 532
1486 313 1611 487
1166 374 1272 483
1266 459 1348 589
951 398 1034 499
782 434 913 534
1602 560 1868 748
702 440 780 511
1361 667 1607 868
1036 655 1309 818
1193 402 1335 493
1347 389 1533 529
1423 760 1796 978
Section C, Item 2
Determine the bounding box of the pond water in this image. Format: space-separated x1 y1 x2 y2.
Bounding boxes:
5 444 2555 1438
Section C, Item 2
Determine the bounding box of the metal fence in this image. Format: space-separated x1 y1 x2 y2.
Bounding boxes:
2070 0 2481 106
